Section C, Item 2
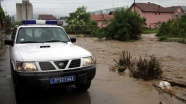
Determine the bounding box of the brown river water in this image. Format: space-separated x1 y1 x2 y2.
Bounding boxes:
72 34 186 104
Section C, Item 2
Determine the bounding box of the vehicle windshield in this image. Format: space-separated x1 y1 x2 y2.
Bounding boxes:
16 27 70 43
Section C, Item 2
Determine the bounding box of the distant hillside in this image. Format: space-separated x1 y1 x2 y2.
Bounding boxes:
90 7 121 14
181 6 186 12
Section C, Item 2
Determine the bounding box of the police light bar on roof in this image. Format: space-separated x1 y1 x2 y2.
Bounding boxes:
22 20 57 25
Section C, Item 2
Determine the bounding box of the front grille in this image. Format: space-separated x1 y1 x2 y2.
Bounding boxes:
39 62 55 71
54 60 68 69
69 59 81 68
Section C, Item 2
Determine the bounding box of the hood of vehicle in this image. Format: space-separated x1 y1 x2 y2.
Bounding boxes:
15 43 91 61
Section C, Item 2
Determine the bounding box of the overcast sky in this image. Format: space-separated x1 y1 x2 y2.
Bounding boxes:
1 0 186 16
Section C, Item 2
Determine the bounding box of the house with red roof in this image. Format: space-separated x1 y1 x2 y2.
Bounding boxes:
166 6 184 19
91 14 113 28
130 2 184 28
38 14 57 20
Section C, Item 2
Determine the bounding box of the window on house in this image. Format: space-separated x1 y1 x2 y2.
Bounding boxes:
159 13 160 15
155 13 156 15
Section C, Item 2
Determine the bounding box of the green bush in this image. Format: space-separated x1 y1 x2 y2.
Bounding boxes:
104 7 146 41
111 51 163 80
159 36 168 41
94 28 105 40
157 15 186 38
132 56 162 80
5 27 11 35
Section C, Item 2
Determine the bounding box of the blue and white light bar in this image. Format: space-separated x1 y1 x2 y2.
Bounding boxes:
22 20 57 25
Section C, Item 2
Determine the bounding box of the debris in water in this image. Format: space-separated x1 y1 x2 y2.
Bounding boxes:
153 81 186 104
159 81 175 97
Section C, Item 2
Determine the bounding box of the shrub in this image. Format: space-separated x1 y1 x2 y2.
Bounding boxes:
132 56 162 80
157 15 186 38
111 51 163 80
111 51 135 72
94 28 105 40
5 27 11 35
104 7 146 41
117 51 135 69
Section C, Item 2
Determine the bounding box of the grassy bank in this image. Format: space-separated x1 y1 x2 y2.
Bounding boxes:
143 28 158 34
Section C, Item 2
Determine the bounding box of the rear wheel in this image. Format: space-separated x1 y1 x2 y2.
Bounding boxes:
76 82 91 91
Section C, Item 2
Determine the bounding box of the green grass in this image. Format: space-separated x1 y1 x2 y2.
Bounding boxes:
158 36 168 41
143 28 158 34
158 36 186 44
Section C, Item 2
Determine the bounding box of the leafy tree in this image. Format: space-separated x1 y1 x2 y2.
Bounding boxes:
4 15 12 34
104 7 146 41
0 7 5 25
67 6 97 35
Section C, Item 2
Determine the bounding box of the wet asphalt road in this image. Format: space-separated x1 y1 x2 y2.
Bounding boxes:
0 46 16 104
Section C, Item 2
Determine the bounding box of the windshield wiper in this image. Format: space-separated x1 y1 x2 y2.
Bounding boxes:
20 41 40 43
44 39 67 43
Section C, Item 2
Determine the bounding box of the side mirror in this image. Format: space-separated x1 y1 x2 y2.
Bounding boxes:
70 38 76 43
5 39 14 46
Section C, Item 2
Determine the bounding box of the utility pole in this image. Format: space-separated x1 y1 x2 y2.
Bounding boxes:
0 0 3 7
134 0 136 12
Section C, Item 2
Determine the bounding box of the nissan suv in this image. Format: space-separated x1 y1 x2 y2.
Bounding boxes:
5 20 96 99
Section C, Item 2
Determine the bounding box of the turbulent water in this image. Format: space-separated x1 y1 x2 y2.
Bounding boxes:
73 34 186 104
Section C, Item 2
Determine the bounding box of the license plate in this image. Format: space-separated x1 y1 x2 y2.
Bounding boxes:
50 76 76 84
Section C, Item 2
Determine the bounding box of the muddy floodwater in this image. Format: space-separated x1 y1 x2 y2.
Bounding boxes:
72 34 186 104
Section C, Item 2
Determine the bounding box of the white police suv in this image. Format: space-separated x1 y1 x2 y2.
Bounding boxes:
5 20 96 92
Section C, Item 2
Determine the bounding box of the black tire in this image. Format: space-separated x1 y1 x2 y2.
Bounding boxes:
11 63 27 102
14 85 28 103
10 61 28 102
76 82 91 91
10 62 13 78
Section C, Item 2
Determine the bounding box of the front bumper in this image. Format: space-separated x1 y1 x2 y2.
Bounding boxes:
13 66 96 89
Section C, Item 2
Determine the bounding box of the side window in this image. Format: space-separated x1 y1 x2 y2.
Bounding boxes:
11 27 17 40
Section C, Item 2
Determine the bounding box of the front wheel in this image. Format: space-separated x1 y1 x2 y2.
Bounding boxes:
76 82 91 91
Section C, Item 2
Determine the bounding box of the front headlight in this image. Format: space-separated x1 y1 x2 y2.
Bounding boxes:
16 62 37 72
83 57 94 67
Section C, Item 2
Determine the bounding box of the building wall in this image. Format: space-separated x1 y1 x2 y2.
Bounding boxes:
97 21 103 27
16 4 22 22
16 0 33 21
131 5 172 28
172 7 184 19
144 12 172 28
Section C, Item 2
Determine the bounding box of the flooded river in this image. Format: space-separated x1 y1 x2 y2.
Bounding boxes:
73 34 186 104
